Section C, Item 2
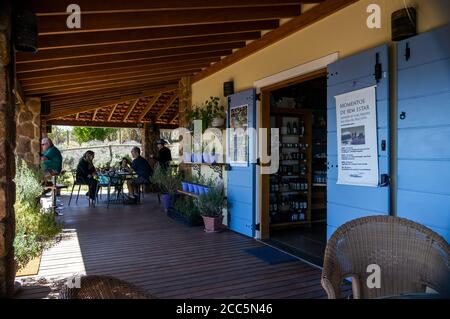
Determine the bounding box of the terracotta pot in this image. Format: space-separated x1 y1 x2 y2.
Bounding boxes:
202 215 224 233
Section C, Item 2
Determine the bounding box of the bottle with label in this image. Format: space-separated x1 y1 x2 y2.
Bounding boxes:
292 121 298 134
300 120 305 136
287 121 291 135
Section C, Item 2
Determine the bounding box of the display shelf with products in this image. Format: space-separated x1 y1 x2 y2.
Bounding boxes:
269 111 312 228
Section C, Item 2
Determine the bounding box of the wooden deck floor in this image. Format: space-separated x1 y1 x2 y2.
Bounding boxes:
15 194 337 299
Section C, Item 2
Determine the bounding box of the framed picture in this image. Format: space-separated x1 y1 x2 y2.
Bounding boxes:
228 103 249 166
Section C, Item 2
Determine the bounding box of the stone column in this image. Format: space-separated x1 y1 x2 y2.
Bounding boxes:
178 77 192 178
0 0 16 298
16 97 41 169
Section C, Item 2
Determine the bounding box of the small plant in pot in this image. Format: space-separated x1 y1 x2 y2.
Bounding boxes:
208 96 226 128
194 187 225 233
150 164 181 212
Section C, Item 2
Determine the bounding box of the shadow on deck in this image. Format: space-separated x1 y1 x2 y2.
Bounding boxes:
15 193 342 299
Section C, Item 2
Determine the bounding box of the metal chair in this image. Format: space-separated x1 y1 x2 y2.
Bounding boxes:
68 169 88 206
321 215 450 299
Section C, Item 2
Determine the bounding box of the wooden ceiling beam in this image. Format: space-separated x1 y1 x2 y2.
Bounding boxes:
43 85 177 105
37 6 300 34
169 113 179 124
25 71 196 94
22 66 204 89
17 33 260 63
138 94 161 122
18 57 219 81
28 1 307 14
92 108 99 121
122 99 140 122
17 43 243 70
47 119 178 129
36 21 279 50
155 94 179 121
107 104 118 121
17 49 231 73
29 77 185 98
44 85 178 119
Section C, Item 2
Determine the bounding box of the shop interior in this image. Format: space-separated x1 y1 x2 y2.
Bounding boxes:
262 72 328 266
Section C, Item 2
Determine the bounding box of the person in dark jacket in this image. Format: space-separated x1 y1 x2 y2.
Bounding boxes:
126 146 153 202
76 150 98 207
151 139 172 169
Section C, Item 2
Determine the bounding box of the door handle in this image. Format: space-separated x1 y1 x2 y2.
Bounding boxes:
379 174 390 187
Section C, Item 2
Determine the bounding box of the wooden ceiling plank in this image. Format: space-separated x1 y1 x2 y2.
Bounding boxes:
29 1 306 14
169 113 179 124
18 56 220 79
123 99 140 122
17 50 231 74
37 6 301 34
155 94 179 121
17 33 260 63
36 21 279 50
22 66 204 88
138 94 161 122
24 70 199 92
43 84 176 105
47 119 178 129
17 44 241 71
45 86 178 119
28 76 186 96
92 108 99 121
193 0 359 82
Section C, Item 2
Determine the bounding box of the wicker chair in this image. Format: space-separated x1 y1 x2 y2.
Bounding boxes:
59 275 157 299
321 216 449 299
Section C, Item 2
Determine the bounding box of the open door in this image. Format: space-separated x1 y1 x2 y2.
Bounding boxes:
326 44 391 239
396 24 450 242
227 89 257 237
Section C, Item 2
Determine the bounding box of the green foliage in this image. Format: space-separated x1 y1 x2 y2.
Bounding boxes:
194 187 224 217
173 197 200 218
150 164 181 194
15 159 44 204
72 127 118 144
186 96 225 131
14 159 63 271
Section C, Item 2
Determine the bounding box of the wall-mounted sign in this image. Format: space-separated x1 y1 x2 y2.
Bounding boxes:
228 103 249 166
335 85 379 187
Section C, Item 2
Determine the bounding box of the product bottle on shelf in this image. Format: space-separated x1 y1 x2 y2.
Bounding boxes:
293 121 298 134
287 121 291 135
300 120 305 136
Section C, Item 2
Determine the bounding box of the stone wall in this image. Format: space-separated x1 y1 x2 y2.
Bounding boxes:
16 97 41 169
0 0 16 298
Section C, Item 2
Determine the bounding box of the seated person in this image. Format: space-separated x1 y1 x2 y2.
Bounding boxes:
40 137 62 175
119 157 132 172
126 147 152 202
76 150 98 207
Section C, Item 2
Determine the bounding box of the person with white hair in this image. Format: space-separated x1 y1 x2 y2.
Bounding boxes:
40 137 63 174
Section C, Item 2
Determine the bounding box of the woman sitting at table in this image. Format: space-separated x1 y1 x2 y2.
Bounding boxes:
76 150 98 207
119 157 132 172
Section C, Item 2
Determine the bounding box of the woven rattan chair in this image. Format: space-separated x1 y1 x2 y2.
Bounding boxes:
321 216 449 299
59 275 157 299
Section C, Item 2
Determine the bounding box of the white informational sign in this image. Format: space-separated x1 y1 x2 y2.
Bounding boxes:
335 85 379 187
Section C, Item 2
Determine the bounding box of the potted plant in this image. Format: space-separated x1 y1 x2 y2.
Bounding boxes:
194 187 225 233
207 96 226 128
150 164 181 212
171 197 203 227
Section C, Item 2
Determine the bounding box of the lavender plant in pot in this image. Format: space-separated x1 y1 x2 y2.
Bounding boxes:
194 187 225 233
150 164 181 212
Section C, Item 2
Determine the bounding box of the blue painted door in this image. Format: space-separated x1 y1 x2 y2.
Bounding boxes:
227 89 256 237
396 24 450 242
327 44 390 239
